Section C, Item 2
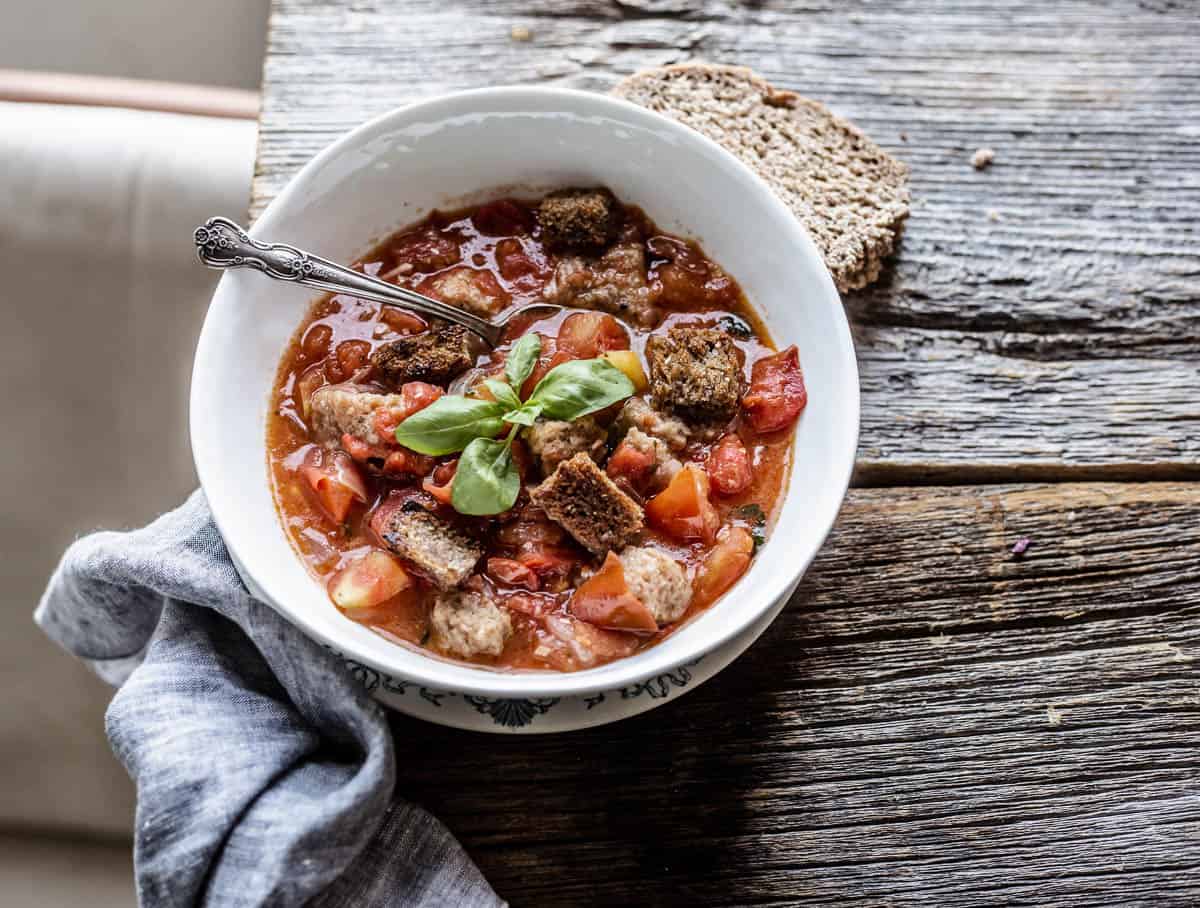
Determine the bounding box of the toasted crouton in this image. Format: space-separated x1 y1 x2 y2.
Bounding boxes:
309 384 404 448
645 326 741 424
370 506 481 590
542 228 660 329
618 546 691 625
525 416 608 477
537 188 621 250
371 324 474 387
430 590 513 658
531 452 644 554
613 397 690 451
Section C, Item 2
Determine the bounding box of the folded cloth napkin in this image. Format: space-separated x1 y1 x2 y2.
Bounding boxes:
36 490 504 908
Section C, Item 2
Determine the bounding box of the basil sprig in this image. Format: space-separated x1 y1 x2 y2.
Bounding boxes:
392 334 636 515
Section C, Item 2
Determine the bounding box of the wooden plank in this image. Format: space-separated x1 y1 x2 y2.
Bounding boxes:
252 0 1200 479
391 482 1200 906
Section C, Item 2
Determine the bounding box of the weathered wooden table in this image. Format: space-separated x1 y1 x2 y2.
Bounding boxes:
253 2 1200 904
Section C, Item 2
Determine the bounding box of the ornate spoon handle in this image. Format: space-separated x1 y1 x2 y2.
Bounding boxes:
194 216 503 345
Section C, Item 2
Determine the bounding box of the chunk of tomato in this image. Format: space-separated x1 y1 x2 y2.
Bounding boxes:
706 434 753 496
521 346 572 399
486 557 540 591
607 438 656 486
741 345 807 434
495 237 552 291
645 464 720 544
516 545 580 579
300 450 368 524
328 550 412 610
382 448 434 478
471 199 534 236
569 551 658 634
391 227 461 273
556 312 630 359
374 382 444 441
693 526 754 606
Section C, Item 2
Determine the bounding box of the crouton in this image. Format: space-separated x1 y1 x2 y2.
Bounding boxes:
543 230 660 328
645 326 742 424
618 546 691 625
537 188 621 250
613 397 690 451
309 384 404 448
430 590 513 658
370 324 474 388
370 506 482 590
525 416 607 477
530 452 644 554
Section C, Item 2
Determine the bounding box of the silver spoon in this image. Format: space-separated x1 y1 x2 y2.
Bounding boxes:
194 216 562 347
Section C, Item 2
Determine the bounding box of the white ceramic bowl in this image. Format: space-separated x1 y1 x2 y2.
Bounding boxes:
191 87 859 731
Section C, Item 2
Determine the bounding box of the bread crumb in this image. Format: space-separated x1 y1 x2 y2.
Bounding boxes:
1046 705 1063 727
510 24 532 42
986 209 1001 222
972 147 996 170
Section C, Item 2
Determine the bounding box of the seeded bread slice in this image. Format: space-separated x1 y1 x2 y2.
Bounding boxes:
612 63 910 292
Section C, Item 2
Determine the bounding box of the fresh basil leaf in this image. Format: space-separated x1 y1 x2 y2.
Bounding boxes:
525 357 635 421
483 378 522 412
393 396 505 455
504 333 542 392
451 437 521 516
502 403 543 427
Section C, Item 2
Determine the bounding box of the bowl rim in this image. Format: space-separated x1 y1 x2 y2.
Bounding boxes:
191 85 859 699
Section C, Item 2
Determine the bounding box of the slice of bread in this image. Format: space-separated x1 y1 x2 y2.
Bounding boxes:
612 63 910 293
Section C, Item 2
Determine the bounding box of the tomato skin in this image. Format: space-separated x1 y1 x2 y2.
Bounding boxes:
373 382 444 442
299 323 333 364
706 434 753 496
421 459 458 505
556 312 631 359
399 381 444 417
300 449 368 524
569 552 659 634
379 307 427 335
742 345 807 434
382 448 434 478
391 227 461 272
645 464 720 544
495 237 552 291
486 557 541 591
515 542 582 580
326 339 372 382
693 527 754 606
607 438 656 486
296 364 326 419
521 347 572 399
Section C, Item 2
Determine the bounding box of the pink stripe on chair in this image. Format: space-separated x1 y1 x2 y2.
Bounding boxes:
0 69 258 119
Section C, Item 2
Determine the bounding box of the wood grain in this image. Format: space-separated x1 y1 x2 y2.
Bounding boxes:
252 3 1200 905
393 482 1200 906
254 0 1200 480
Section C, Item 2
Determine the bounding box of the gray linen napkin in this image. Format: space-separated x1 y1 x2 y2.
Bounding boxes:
36 490 504 908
